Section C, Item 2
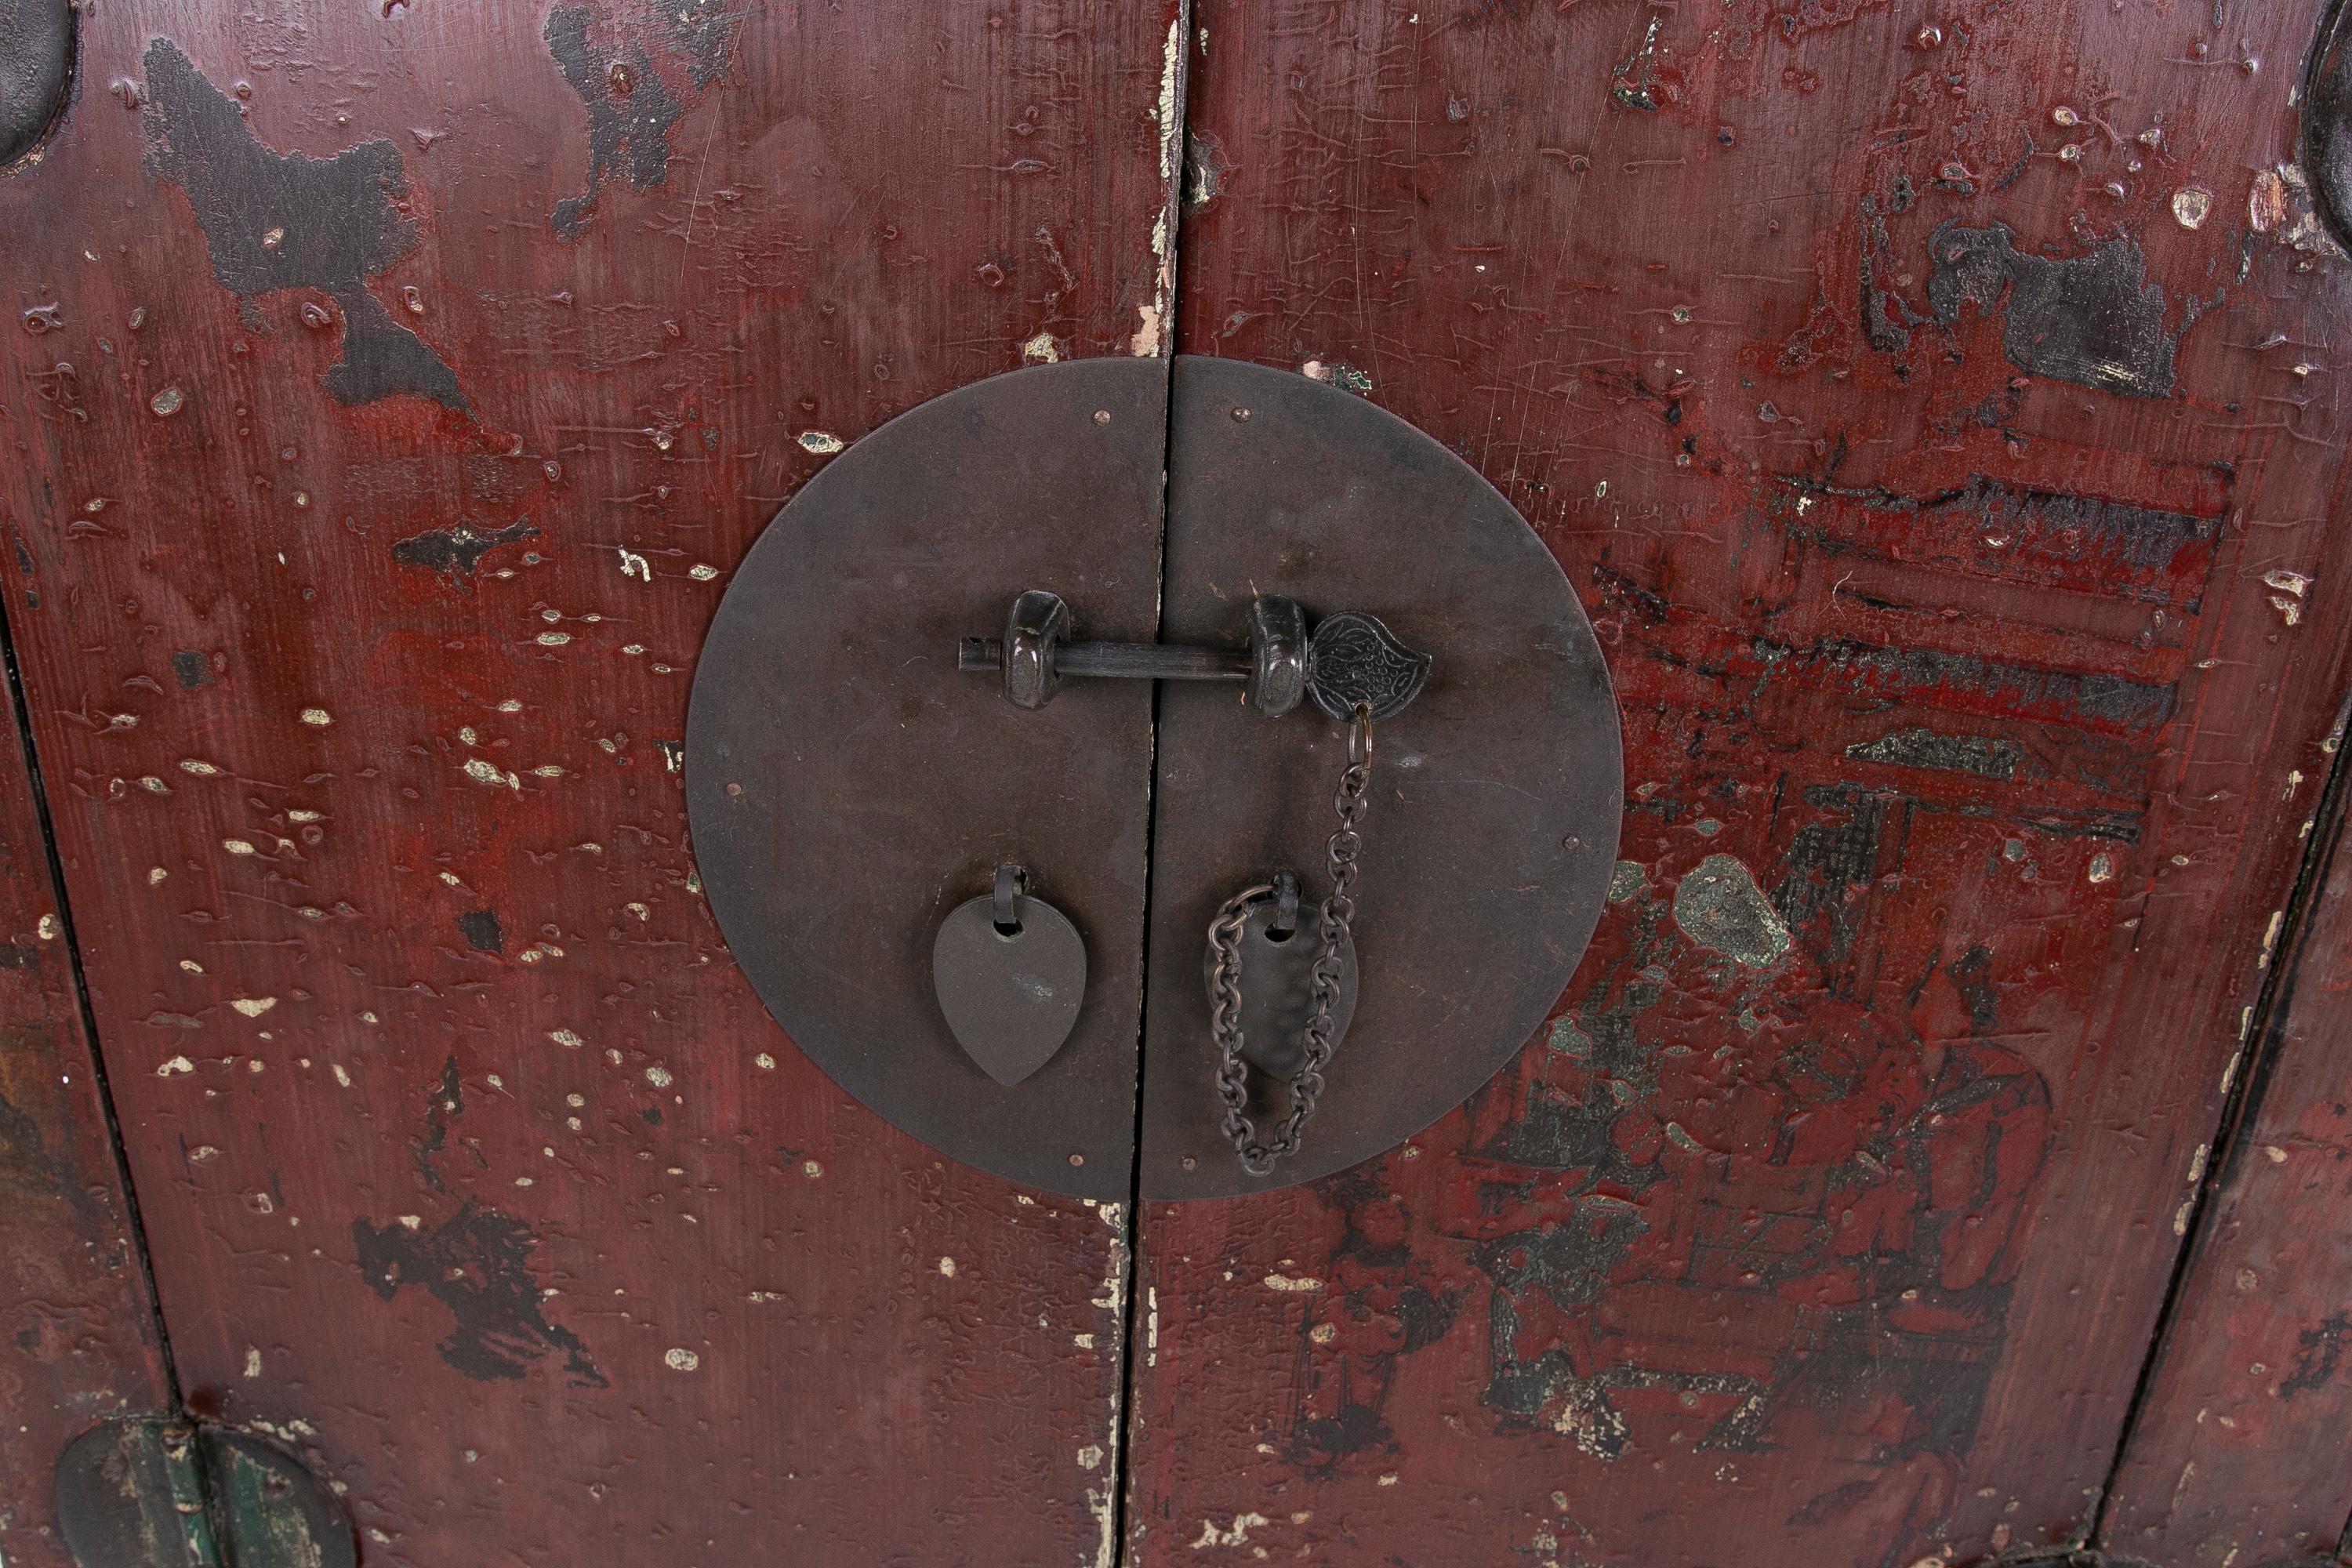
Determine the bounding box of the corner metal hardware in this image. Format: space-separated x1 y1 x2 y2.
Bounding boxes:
960 590 1431 723
56 1417 354 1568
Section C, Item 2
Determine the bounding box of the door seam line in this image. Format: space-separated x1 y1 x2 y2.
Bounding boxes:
1110 6 1195 1564
0 559 190 1417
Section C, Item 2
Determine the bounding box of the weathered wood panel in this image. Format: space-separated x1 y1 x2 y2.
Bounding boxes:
1133 2 2352 1564
2103 766 2352 1566
0 2 1180 1562
0 666 172 1563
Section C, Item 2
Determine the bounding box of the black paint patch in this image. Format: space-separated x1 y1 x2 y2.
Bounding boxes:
1773 783 1899 969
390 520 537 578
2281 1309 2350 1399
456 909 503 954
0 0 74 169
1846 727 2020 781
545 5 684 238
412 1055 469 1194
1927 221 2177 398
140 38 468 411
661 0 740 87
170 649 213 689
353 1203 605 1386
1755 634 2177 733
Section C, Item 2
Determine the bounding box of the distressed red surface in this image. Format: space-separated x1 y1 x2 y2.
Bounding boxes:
0 2 1178 1563
2104 764 2352 1567
0 673 170 1563
1135 2 2352 1565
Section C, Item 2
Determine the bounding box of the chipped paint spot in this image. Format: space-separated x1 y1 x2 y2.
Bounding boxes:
1264 1272 1322 1292
688 563 719 581
797 430 844 455
645 1065 673 1088
179 758 220 775
34 913 57 941
1190 1513 1270 1549
2260 909 2285 968
299 707 332 726
1606 860 1646 902
2089 853 2114 884
938 1256 957 1278
1022 332 1061 363
549 1029 584 1048
753 1052 775 1069
2172 187 2212 228
231 997 278 1018
158 1056 194 1076
1671 854 1790 967
663 1347 699 1371
1076 1443 1104 1470
463 757 521 789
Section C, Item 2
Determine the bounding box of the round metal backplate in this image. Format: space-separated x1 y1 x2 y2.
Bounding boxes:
688 356 1621 1203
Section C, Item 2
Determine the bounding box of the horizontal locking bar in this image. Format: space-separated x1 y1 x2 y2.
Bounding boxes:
958 638 1250 682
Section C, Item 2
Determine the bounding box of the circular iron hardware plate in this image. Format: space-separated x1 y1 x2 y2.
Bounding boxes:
688 357 1621 1202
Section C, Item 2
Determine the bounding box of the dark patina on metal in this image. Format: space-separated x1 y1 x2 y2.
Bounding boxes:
933 865 1089 1088
56 1419 353 1568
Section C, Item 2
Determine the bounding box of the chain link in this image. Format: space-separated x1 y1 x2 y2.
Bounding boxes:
1208 702 1374 1174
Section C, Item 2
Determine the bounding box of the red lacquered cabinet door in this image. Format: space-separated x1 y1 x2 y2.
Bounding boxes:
8 2 2352 1566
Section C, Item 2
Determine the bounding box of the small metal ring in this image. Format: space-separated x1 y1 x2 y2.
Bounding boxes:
1347 703 1373 768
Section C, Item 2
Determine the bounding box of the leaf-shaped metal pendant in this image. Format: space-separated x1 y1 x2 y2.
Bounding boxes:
932 887 1087 1087
1305 610 1432 721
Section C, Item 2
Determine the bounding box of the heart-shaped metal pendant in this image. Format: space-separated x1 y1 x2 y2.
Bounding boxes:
932 867 1087 1087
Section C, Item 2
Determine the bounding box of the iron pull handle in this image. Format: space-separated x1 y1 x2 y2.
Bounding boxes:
958 588 1430 722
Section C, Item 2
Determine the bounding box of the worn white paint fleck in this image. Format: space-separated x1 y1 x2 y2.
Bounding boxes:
1022 332 1060 362
244 1347 262 1379
535 631 571 646
299 707 332 726
801 1159 822 1178
35 913 57 940
179 759 220 775
158 1056 194 1076
287 809 322 823
1076 1444 1104 1471
797 430 844 455
222 839 256 856
618 549 652 583
938 1256 957 1278
549 1029 584 1048
2087 853 2113 884
2187 1143 2209 1185
663 1348 699 1371
1190 1514 1269 1549
1263 1272 1321 1292
332 1064 351 1087
2171 187 2212 228
2264 568 2312 597
180 960 202 974
688 563 719 581
463 757 519 789
230 997 277 1018
753 1052 775 1069
645 1065 673 1088
2259 909 2285 968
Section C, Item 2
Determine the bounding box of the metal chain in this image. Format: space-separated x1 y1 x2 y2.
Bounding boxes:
1209 702 1374 1174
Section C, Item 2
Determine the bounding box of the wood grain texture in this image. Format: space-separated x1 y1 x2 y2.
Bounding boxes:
2103 762 2352 1568
0 2 1180 1562
0 660 172 1565
1133 1 2352 1564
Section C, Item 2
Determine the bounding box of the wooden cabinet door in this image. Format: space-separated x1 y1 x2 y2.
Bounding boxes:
12 2 2352 1566
0 3 1180 1563
1127 2 2352 1566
